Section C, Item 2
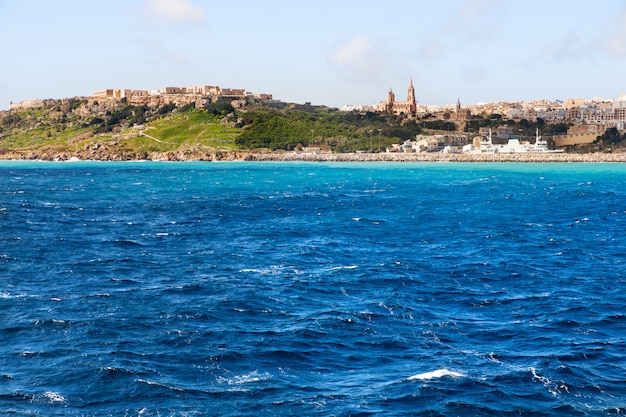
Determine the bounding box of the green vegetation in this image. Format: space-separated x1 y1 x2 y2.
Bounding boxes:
0 104 93 151
235 108 422 152
464 115 570 137
2 94 619 157
123 109 240 152
0 101 241 156
594 127 626 150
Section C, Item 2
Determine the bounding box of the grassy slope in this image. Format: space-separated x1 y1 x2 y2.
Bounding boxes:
121 109 240 152
3 126 94 151
1 108 241 154
0 107 92 150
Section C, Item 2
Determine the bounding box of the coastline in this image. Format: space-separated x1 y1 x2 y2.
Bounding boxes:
246 152 626 163
1 149 626 163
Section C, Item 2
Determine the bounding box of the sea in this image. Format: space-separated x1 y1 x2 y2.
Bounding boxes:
1 160 625 416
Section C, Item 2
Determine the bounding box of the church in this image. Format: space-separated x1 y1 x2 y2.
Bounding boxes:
377 78 417 115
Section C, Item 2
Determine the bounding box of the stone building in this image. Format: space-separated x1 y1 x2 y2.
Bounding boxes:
378 78 417 115
455 98 470 120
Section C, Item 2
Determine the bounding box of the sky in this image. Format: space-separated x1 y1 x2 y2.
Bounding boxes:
2 0 626 111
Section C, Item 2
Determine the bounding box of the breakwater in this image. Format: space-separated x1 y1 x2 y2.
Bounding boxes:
2 148 626 162
247 151 626 163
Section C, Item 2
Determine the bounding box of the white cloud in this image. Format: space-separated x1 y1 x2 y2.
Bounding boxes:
329 37 386 81
603 8 626 57
418 41 445 61
135 38 194 67
539 33 592 64
462 62 489 83
143 0 205 25
448 0 503 40
526 29 602 69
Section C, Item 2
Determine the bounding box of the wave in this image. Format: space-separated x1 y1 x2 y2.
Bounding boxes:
217 370 271 386
5 162 626 416
106 239 147 247
406 368 464 381
329 265 358 270
351 217 386 224
42 391 66 404
136 378 184 393
238 268 283 275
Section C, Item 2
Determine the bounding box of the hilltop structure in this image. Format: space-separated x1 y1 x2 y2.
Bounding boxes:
93 85 272 102
8 84 274 111
377 78 417 115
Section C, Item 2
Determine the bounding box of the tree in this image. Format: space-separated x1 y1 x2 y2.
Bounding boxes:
536 118 546 129
1 113 21 129
595 127 622 147
546 123 569 135
205 101 235 117
158 102 176 115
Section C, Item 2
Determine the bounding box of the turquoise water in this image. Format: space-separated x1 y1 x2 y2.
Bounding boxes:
1 161 626 416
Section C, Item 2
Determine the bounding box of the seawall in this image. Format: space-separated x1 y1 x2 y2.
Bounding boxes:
246 152 626 163
2 149 626 163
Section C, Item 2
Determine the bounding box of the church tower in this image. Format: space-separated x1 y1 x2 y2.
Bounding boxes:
386 88 395 113
406 78 417 114
378 78 417 114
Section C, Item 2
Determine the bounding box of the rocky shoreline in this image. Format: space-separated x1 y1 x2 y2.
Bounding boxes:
2 148 626 163
246 151 626 163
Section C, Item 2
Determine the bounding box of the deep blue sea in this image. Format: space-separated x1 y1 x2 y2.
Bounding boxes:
1 161 626 416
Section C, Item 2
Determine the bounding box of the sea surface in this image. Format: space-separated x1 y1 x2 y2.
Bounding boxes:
1 160 625 416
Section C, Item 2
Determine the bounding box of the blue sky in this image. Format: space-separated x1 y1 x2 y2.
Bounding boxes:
2 0 626 110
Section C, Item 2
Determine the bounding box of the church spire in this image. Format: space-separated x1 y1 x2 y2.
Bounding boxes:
407 77 416 114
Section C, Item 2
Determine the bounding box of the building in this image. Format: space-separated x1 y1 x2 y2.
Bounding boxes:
92 84 275 103
93 89 114 98
158 87 183 95
9 99 44 110
455 98 471 120
185 85 221 95
220 88 246 98
377 78 417 115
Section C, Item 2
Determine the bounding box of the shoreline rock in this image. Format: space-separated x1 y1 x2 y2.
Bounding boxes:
2 150 626 163
245 152 626 163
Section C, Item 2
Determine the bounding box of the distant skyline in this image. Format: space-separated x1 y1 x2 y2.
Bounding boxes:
2 0 626 111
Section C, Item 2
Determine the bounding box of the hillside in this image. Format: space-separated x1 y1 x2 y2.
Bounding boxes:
2 95 621 161
0 98 247 161
0 96 429 160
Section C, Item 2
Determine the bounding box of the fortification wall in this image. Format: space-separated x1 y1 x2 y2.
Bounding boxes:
553 134 597 147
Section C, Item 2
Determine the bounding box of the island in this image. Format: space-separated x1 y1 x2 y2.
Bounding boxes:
2 83 626 162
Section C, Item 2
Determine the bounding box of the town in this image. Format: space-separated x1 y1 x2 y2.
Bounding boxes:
342 78 626 154
6 79 626 155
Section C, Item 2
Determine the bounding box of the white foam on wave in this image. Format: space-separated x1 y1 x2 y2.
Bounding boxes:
330 265 358 270
137 378 184 392
218 370 270 386
488 352 503 364
407 368 464 381
530 367 569 397
530 367 550 384
239 268 280 275
43 391 66 403
0 291 23 299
